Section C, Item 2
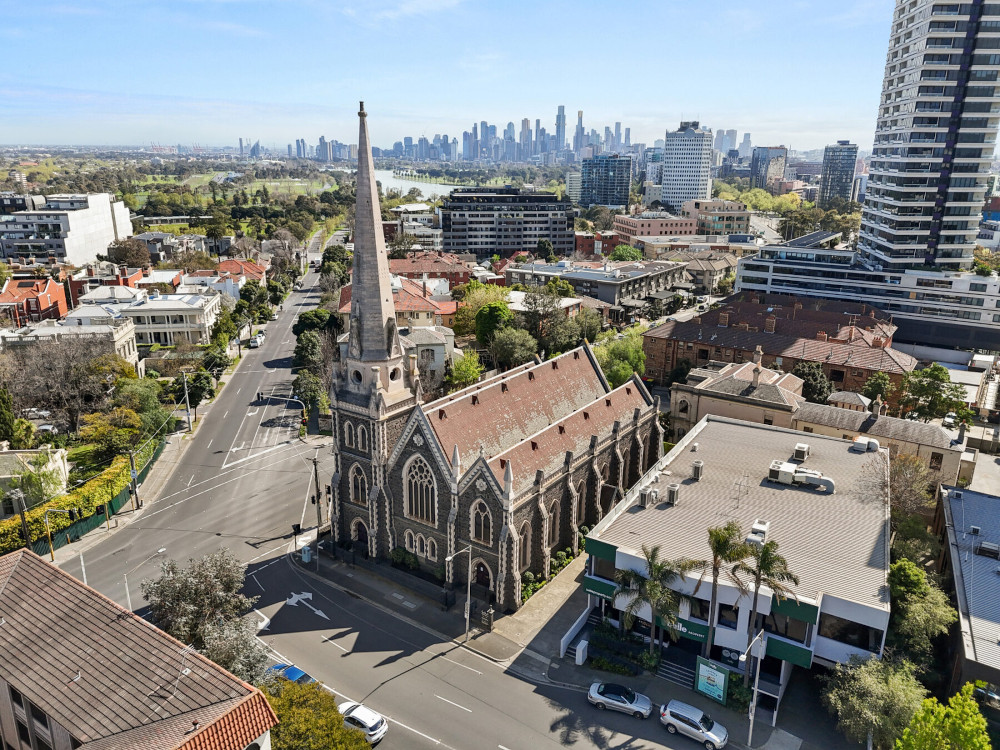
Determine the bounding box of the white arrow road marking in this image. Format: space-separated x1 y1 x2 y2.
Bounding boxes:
230 442 245 452
434 695 472 713
247 409 258 416
286 591 329 620
254 609 270 631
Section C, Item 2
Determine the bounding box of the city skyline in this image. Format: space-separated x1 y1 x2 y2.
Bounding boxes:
3 0 893 150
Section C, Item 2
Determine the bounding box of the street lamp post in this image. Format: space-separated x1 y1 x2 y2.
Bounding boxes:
738 630 767 747
123 547 167 611
180 367 193 432
445 545 473 643
43 508 79 561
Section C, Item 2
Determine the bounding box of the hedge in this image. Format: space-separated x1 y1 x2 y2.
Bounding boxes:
0 437 162 555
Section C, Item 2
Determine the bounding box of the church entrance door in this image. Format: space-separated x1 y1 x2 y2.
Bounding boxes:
353 521 369 558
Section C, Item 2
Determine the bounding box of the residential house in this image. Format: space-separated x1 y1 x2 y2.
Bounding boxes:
0 278 68 326
1 313 139 371
0 447 69 518
0 549 277 750
219 259 266 284
68 262 144 307
389 251 473 287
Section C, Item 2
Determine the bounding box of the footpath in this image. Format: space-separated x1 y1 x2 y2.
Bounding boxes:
292 544 853 750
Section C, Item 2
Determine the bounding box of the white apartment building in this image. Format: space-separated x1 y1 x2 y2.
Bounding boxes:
0 314 140 371
0 193 131 266
74 287 221 346
660 121 713 212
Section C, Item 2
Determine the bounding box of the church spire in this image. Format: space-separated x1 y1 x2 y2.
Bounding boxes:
348 101 400 362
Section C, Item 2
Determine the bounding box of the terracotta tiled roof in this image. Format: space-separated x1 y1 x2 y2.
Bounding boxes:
0 278 57 303
0 550 277 750
218 259 265 280
489 379 651 496
389 252 470 275
339 278 447 315
423 346 609 472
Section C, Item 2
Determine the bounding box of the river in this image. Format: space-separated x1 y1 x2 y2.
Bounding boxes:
373 169 462 200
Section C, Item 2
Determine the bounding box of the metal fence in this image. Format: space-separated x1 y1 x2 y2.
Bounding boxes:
30 438 166 558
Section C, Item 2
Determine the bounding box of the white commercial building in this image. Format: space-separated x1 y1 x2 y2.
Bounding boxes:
660 121 713 212
0 193 131 265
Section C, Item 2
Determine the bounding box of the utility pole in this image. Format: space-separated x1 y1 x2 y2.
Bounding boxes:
181 368 193 432
313 453 322 571
128 450 140 510
13 491 30 550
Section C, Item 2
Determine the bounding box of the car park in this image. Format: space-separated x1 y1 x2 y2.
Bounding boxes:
339 701 388 744
587 681 652 718
265 662 316 685
659 700 728 749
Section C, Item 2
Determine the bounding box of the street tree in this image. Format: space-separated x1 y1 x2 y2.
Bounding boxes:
733 540 799 686
293 370 324 411
822 655 926 750
171 371 214 420
900 364 966 422
292 309 335 338
107 238 151 268
80 407 142 459
293 330 323 374
694 521 750 659
267 279 286 307
613 544 696 654
862 371 894 404
240 279 270 322
489 327 538 370
593 326 646 388
791 361 833 404
141 549 259 648
895 683 991 750
201 617 269 684
201 346 231 385
452 281 509 335
475 300 513 346
262 680 368 750
210 307 238 349
0 386 14 444
447 351 485 392
609 244 642 262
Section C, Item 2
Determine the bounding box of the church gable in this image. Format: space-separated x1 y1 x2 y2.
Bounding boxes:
489 378 653 498
387 406 452 479
422 346 608 471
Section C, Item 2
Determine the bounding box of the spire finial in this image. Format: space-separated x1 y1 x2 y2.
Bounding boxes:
359 101 366 117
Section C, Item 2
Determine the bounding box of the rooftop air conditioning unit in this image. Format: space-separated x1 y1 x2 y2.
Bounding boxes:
971 525 981 536
692 460 704 481
793 443 810 462
953 490 964 500
639 489 650 508
665 483 681 506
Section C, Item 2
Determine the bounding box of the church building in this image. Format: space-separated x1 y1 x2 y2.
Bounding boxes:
329 103 664 611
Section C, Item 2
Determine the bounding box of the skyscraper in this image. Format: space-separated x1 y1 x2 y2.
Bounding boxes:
818 140 858 209
660 121 714 212
580 154 633 208
750 146 787 191
858 1 1000 270
724 129 737 154
738 133 752 160
573 110 585 153
555 105 567 151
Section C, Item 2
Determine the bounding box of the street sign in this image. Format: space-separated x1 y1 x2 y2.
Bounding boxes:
130 470 137 480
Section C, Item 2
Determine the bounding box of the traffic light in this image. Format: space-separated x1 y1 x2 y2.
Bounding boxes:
68 509 79 522
292 523 301 536
96 505 105 516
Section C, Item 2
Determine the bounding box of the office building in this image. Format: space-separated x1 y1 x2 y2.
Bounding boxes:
738 133 752 159
859 1 1000 271
555 105 567 151
659 121 713 212
0 193 131 266
573 110 585 152
750 147 787 191
580 154 633 208
440 187 574 258
819 141 859 208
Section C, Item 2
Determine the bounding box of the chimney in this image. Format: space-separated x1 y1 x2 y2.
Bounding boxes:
736 321 749 330
119 264 128 277
958 421 967 443
753 365 762 387
752 345 763 364
872 336 885 348
816 331 828 342
764 315 776 333
87 266 95 277
719 311 729 328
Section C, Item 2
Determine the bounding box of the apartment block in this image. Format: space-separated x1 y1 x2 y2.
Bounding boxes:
680 199 751 235
660 121 713 211
612 212 697 246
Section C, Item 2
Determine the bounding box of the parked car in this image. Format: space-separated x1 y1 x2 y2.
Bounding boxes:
265 662 316 685
248 336 262 349
659 700 728 749
944 411 957 428
339 701 388 744
270 310 279 320
587 682 652 718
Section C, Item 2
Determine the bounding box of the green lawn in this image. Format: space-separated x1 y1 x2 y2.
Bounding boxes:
66 444 106 484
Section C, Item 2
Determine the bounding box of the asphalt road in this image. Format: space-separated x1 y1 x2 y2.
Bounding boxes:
57 253 698 750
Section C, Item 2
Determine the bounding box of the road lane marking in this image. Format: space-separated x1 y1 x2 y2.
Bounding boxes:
252 574 264 591
187 475 194 487
434 695 472 713
206 439 212 449
223 411 228 419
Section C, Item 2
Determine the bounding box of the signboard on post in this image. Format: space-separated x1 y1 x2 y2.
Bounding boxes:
695 657 729 705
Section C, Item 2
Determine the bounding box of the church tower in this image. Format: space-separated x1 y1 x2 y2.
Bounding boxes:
331 102 420 559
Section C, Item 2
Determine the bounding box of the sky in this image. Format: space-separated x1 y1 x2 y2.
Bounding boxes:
1 0 895 153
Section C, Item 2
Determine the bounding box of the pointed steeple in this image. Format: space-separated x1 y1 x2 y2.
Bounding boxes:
348 101 400 362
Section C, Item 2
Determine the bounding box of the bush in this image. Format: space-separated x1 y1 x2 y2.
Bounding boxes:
638 650 661 672
388 546 419 570
727 681 752 712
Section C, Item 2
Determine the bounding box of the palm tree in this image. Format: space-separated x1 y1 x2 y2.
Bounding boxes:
695 521 751 659
733 540 799 686
613 544 697 655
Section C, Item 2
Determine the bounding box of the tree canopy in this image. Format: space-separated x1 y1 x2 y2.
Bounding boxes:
474 300 513 346
489 327 538 370
107 238 151 268
900 364 967 422
262 679 369 750
862 371 894 404
447 351 485 392
593 325 646 387
609 244 642 262
791 361 833 404
895 683 991 750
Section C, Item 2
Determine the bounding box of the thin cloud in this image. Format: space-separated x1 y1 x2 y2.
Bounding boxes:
374 0 463 21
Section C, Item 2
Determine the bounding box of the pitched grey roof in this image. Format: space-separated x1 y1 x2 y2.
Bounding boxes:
0 550 275 748
794 402 956 450
828 391 871 408
696 374 803 408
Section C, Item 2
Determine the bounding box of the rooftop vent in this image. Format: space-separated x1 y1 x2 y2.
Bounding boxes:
692 460 704 481
793 443 810 462
746 519 770 549
970 525 981 536
976 541 1000 559
953 490 964 500
665 483 680 506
